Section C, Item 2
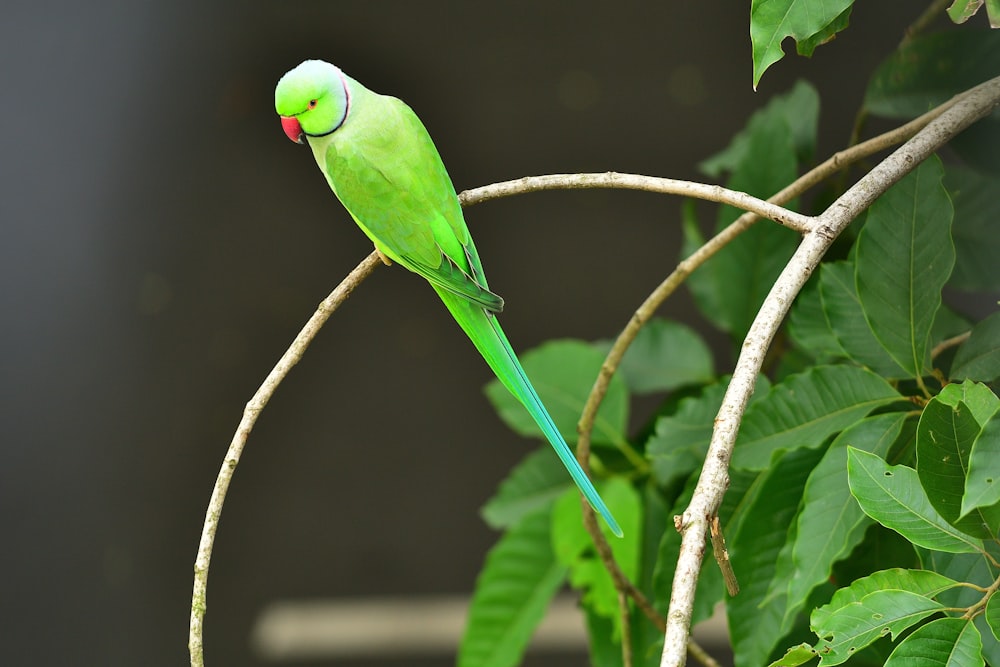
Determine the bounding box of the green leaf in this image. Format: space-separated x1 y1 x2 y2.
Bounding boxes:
865 31 1000 117
946 167 1000 292
769 643 819 667
949 0 986 24
917 381 1000 538
728 447 827 667
481 446 571 529
687 102 800 339
855 156 955 379
700 80 820 177
987 591 1000 643
884 617 983 667
750 0 854 88
551 479 641 636
963 410 1000 517
864 31 1000 172
648 375 771 485
593 318 713 395
733 365 901 470
788 273 848 363
796 6 852 57
484 339 629 447
458 510 566 667
811 568 957 629
818 261 908 377
847 448 983 553
773 413 908 628
952 312 1000 382
814 590 944 666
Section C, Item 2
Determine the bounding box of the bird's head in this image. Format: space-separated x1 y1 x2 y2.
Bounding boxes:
274 60 349 144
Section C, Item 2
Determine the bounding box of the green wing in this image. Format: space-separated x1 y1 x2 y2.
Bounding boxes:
324 96 503 313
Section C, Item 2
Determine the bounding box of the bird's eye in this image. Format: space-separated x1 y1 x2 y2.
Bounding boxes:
308 99 317 109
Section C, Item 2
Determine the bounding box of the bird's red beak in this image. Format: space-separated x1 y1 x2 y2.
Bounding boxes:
280 116 305 144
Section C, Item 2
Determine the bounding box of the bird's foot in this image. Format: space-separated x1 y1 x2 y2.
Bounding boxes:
376 248 393 266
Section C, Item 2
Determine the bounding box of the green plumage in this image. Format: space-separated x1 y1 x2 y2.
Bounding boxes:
275 60 621 537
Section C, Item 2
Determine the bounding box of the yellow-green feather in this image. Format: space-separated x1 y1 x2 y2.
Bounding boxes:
280 61 621 536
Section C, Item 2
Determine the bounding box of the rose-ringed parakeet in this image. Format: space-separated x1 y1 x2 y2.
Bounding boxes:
274 60 621 537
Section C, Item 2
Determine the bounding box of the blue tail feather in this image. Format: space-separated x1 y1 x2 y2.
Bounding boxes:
436 288 623 537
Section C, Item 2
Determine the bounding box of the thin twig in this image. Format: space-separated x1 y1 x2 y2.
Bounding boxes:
189 252 381 667
902 0 951 46
659 75 1000 667
460 172 814 233
931 330 972 360
620 591 634 667
567 77 970 633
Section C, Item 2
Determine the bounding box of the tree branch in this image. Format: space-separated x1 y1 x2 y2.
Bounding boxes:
659 75 1000 667
460 172 815 233
189 252 382 667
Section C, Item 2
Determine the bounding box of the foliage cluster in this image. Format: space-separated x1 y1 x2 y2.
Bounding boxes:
458 6 1000 667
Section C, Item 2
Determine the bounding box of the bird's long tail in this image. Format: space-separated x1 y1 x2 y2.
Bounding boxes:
435 289 623 537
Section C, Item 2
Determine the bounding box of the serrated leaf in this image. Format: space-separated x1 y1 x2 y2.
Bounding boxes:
814 590 944 666
769 643 819 667
773 413 907 628
952 312 1000 382
593 318 713 395
484 339 629 447
819 261 908 377
856 157 955 379
733 365 901 470
946 166 1000 292
847 448 983 553
648 375 771 485
917 382 1000 537
481 446 571 529
458 510 566 667
728 447 826 667
884 617 983 667
687 105 800 339
750 0 854 88
963 412 1000 517
812 568 958 629
700 80 820 177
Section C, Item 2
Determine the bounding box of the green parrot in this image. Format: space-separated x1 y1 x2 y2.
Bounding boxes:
275 60 621 537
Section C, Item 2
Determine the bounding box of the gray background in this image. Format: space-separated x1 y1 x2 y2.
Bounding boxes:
1 2 975 666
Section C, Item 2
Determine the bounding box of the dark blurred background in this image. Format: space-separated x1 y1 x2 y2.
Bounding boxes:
0 2 953 665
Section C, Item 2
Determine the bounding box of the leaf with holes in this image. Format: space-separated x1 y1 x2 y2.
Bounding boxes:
963 411 1000 518
814 590 943 666
917 381 1000 538
750 0 854 88
847 448 983 553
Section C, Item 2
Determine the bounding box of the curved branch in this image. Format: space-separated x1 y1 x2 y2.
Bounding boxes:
189 251 382 667
659 75 1000 667
460 172 815 233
